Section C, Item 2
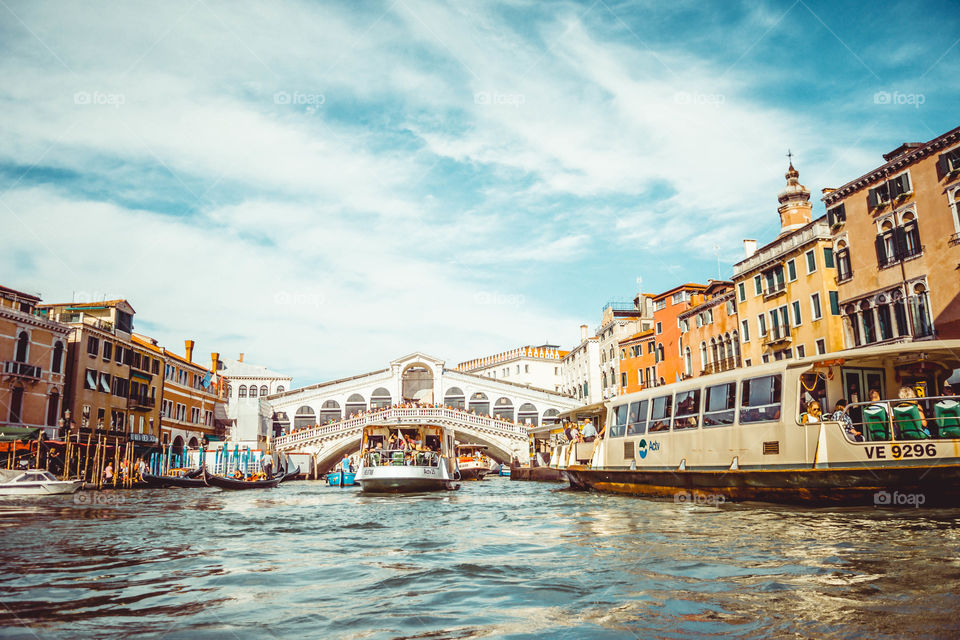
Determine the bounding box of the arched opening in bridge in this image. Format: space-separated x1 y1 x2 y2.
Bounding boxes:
469 392 490 416
493 397 514 421
188 436 199 448
518 403 538 426
402 365 434 402
345 394 366 417
443 387 465 409
273 411 290 436
172 435 185 450
294 405 316 429
370 388 392 409
542 408 560 425
320 400 342 424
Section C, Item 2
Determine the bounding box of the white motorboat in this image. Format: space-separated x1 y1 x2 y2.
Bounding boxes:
356 424 459 493
0 469 83 496
456 443 492 481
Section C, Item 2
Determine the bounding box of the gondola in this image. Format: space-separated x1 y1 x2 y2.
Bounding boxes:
141 467 206 488
202 467 297 490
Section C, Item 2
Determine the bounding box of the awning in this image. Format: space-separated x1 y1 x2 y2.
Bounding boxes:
0 427 41 442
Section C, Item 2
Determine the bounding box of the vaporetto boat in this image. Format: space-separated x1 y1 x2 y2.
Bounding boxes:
355 424 460 493
560 341 960 506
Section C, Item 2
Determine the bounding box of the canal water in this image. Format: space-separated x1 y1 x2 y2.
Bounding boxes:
1 478 959 639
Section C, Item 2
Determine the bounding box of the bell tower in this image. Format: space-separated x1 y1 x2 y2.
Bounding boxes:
776 151 813 236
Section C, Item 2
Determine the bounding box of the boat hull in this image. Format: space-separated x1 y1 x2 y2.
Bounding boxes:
357 465 458 493
142 472 206 488
562 464 960 507
457 466 489 481
203 470 285 490
0 481 82 496
327 471 357 486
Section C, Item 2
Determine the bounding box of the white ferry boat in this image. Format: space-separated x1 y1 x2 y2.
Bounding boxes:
456 443 492 481
355 424 460 493
561 341 960 506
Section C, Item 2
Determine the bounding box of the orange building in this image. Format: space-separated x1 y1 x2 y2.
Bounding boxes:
1 285 71 436
822 124 960 344
152 338 226 448
617 329 657 394
677 280 741 377
650 283 708 385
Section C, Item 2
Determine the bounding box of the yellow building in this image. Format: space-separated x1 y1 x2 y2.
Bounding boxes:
733 163 845 365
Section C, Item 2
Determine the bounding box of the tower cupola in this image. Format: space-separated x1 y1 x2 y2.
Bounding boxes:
776 153 813 235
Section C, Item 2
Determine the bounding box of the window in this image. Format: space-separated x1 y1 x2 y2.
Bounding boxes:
673 389 700 429
647 342 654 354
816 338 826 355
703 383 736 427
824 247 835 269
787 259 797 281
827 202 846 227
655 299 666 311
763 266 785 294
805 249 817 274
754 275 762 296
672 291 688 304
656 322 662 334
238 385 247 398
8 387 23 423
249 385 258 398
87 336 99 356
740 375 782 424
649 395 672 432
277 386 285 393
627 400 649 435
829 291 840 315
810 293 823 320
738 282 746 302
84 368 97 390
868 182 891 210
621 372 627 387
51 342 64 373
792 301 802 326
116 310 133 334
98 372 111 393
610 404 628 437
758 314 767 337
741 319 750 342
152 359 160 374
796 345 805 358
836 242 852 281
888 172 911 199
260 385 268 396
102 341 112 361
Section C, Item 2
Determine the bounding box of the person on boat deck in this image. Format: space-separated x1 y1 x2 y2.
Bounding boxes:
103 463 114 483
388 435 398 450
943 383 955 397
581 419 597 442
233 468 244 479
897 386 930 435
801 401 822 424
831 399 862 441
262 452 274 480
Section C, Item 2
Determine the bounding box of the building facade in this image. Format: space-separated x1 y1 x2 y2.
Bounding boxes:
617 328 656 394
219 354 293 444
155 339 225 448
1 286 71 437
733 163 845 365
677 280 741 377
38 299 161 443
597 298 655 400
822 124 960 345
651 283 707 385
455 345 567 392
560 325 602 404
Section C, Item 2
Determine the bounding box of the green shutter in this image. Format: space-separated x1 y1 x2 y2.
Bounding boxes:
829 291 840 316
787 260 796 281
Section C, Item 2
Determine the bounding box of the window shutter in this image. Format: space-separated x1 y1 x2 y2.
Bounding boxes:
874 234 886 266
900 172 911 194
867 188 878 209
893 226 907 260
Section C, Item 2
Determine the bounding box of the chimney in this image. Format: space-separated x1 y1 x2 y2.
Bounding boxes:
821 187 836 196
184 340 195 362
239 352 244 362
580 324 588 341
211 352 220 372
743 239 757 258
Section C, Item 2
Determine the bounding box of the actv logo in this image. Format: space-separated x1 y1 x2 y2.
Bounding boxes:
637 439 648 459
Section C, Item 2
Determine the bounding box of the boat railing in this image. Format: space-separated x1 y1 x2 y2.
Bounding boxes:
275 407 528 447
362 449 441 467
838 394 960 442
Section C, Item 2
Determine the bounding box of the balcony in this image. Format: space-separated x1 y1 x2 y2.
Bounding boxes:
127 395 156 410
3 360 41 381
702 357 741 375
762 326 792 347
762 283 786 301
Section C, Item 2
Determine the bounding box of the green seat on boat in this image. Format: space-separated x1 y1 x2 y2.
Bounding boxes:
863 405 889 441
391 451 404 465
893 404 928 440
935 400 960 438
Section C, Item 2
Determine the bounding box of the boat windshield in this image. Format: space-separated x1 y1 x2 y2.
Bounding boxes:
363 449 440 467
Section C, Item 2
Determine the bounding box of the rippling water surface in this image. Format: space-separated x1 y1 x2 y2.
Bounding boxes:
1 478 959 639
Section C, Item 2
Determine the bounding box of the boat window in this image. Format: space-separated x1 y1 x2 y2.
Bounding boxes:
649 395 672 432
673 390 701 429
627 400 649 435
609 404 629 437
39 472 57 482
704 383 736 427
740 375 783 424
799 372 828 418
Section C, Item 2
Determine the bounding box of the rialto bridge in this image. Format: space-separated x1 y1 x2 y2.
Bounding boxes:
265 352 580 472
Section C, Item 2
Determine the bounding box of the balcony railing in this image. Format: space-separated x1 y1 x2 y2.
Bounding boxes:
3 360 41 380
702 357 741 375
762 283 786 300
127 396 156 410
763 326 792 346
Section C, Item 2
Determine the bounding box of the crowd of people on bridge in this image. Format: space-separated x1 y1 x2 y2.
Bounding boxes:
282 401 547 437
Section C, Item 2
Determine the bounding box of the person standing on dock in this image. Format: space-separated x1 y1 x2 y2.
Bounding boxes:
262 452 274 480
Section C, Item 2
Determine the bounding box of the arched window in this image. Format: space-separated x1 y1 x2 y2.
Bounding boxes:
227 384 233 397
294 405 316 429
700 342 708 370
912 282 933 337
51 341 64 374
320 400 341 423
345 393 366 416
444 387 465 409
249 385 258 398
370 388 391 409
493 397 514 421
468 392 490 416
260 385 268 396
238 385 247 398
15 331 29 363
684 346 692 377
542 408 560 425
518 403 538 426
276 386 284 393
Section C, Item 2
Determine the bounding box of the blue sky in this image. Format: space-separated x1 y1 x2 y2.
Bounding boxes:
1 0 958 385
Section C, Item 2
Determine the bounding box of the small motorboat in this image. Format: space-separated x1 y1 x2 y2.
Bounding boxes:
327 470 357 487
0 469 83 495
141 467 206 488
456 443 492 481
203 467 298 490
